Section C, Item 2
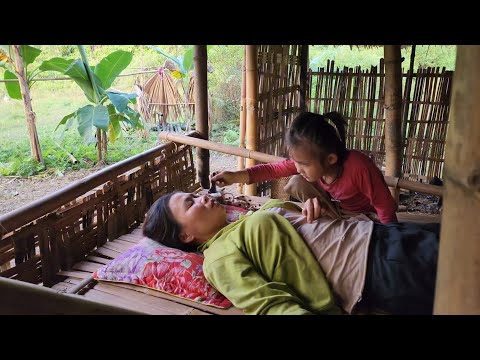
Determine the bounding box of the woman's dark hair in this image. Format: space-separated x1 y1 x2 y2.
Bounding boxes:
142 192 198 252
286 111 348 166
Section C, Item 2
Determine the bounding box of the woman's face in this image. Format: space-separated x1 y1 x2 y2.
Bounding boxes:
168 192 227 244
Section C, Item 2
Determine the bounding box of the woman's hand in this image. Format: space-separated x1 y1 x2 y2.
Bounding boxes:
210 170 249 187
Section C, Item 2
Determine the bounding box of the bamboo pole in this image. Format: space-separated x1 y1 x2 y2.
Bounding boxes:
245 45 259 196
160 132 284 163
434 46 480 315
299 45 309 112
12 45 44 165
237 48 247 193
159 132 442 196
67 274 95 294
401 45 416 147
384 45 403 202
193 45 210 189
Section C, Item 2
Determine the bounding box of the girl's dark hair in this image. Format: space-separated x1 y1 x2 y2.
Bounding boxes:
286 111 348 166
142 192 198 252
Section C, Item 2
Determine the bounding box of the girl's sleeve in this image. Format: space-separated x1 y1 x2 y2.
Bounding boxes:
357 160 398 224
246 159 298 184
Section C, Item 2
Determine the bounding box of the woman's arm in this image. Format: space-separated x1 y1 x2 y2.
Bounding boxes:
204 253 313 315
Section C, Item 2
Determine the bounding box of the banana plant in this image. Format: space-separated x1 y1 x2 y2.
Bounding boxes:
1 45 45 164
1 45 42 99
41 46 142 161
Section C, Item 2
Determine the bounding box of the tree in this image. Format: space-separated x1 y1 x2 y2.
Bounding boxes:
1 45 44 164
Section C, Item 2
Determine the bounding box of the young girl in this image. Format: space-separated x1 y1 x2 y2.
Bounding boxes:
143 191 440 315
211 111 398 224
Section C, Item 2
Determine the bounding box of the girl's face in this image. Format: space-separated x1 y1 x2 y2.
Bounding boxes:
289 144 337 182
168 192 226 244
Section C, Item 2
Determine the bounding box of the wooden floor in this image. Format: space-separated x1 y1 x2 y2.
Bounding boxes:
51 227 243 315
51 193 440 315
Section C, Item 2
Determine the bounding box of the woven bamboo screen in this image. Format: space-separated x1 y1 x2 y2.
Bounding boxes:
0 141 199 287
255 45 304 197
402 67 452 181
308 60 452 182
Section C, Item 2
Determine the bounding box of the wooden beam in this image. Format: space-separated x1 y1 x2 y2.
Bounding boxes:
245 45 259 196
434 46 480 314
193 45 210 189
299 45 309 112
238 48 247 194
384 45 403 202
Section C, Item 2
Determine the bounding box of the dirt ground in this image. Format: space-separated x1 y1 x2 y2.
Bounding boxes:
0 153 239 216
0 152 441 216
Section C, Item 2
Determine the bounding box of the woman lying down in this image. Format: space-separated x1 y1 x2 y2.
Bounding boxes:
142 192 439 315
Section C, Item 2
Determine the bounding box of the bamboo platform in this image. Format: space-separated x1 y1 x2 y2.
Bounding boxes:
51 226 244 315
52 192 439 316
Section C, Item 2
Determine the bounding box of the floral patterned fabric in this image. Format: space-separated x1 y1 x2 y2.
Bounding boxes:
224 204 249 223
93 205 249 309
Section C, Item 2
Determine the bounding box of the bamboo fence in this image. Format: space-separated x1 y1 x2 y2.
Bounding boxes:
307 60 453 182
255 45 304 197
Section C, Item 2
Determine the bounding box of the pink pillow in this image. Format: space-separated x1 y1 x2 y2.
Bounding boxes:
93 204 249 309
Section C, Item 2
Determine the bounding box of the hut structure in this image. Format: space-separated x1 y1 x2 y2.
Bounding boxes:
0 45 478 315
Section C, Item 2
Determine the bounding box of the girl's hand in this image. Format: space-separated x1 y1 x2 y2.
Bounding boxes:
211 170 249 187
302 197 328 223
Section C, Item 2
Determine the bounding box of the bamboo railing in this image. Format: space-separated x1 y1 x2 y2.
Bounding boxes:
0 139 199 287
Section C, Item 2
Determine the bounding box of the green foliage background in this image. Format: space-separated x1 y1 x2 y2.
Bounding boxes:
0 45 456 176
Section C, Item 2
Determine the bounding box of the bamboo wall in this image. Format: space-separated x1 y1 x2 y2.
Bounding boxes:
0 142 198 287
255 45 304 196
307 60 453 182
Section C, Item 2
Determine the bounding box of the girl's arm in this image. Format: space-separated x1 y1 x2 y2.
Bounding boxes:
357 162 398 224
246 159 298 184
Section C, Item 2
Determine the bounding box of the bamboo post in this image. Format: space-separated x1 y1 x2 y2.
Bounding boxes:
434 46 480 314
299 45 309 112
193 45 210 189
12 45 44 165
237 48 247 193
401 45 416 147
245 45 259 196
384 45 403 202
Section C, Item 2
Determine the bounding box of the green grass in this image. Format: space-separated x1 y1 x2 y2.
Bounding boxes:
0 86 157 176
